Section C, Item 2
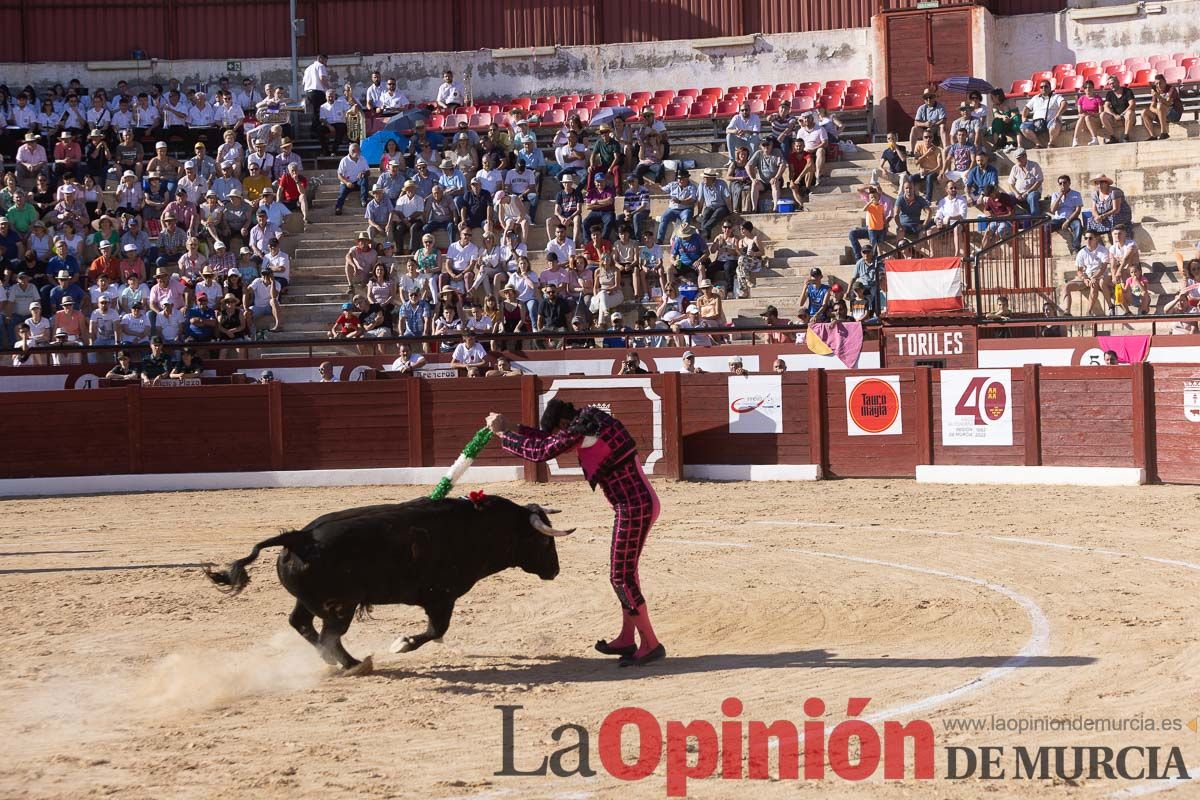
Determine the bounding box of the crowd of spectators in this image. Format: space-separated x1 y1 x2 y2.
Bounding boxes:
0 74 329 359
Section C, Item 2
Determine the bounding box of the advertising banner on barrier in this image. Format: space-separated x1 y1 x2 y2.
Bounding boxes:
845 375 903 436
941 369 1013 446
728 374 783 434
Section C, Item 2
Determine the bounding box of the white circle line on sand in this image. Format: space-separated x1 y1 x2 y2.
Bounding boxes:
753 520 1200 573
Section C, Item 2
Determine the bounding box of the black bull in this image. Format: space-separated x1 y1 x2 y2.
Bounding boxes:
203 495 573 673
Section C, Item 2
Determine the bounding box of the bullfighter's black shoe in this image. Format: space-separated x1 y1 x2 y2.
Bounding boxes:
618 643 666 667
595 639 637 657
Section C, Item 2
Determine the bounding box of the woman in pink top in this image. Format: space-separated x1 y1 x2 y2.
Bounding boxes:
1073 79 1105 147
487 401 666 667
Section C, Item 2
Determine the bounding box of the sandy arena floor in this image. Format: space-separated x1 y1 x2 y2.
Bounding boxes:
1 479 1198 799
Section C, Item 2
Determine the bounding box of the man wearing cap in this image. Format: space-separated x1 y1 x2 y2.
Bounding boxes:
83 128 113 189
88 293 119 362
334 142 371 216
137 336 171 382
318 88 349 157
422 183 457 242
113 170 145 217
48 326 84 366
758 304 792 345
191 264 223 308
211 159 243 202
270 138 302 182
120 217 153 266
437 157 467 200
392 180 425 252
747 137 786 213
695 169 731 239
582 172 616 240
52 292 88 343
679 350 704 373
726 354 750 376
183 289 218 343
256 187 291 229
262 237 290 290
457 176 492 235
365 183 396 243
545 172 583 243
666 222 706 286
246 208 281 263
376 160 407 204
343 231 378 295
849 245 884 318
634 107 670 161
246 137 276 181
673 303 713 347
51 184 87 231
1007 147 1044 217
798 267 833 324
87 239 121 284
176 160 208 206
950 101 983 150
191 142 217 182
15 132 49 184
163 187 200 236
656 169 698 244
909 90 948 151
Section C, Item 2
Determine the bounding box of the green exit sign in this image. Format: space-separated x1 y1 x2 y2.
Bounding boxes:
227 60 242 73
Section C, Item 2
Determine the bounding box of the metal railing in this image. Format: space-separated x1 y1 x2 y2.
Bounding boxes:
972 213 1054 318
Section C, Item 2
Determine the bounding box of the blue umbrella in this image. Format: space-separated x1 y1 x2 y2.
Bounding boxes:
360 131 408 167
938 76 994 95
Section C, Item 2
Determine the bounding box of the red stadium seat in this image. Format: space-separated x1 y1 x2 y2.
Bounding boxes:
459 105 477 116
772 90 794 103
1055 75 1082 94
559 94 579 105
531 102 552 115
1188 64 1200 83
746 99 765 114
664 104 689 120
798 81 821 96
647 103 664 119
689 99 713 118
792 95 815 112
1162 66 1187 84
1130 68 1154 87
480 104 501 115
1074 60 1098 74
508 97 532 110
747 92 767 101
599 99 620 108
1124 59 1151 73
443 112 467 129
672 94 695 106
850 78 873 92
1009 79 1033 97
653 89 675 101
576 99 599 111
468 112 491 130
573 107 591 124
536 95 556 105
823 79 848 92
677 88 700 98
629 91 651 103
714 99 738 117
1076 65 1102 82
429 113 445 130
820 95 843 112
842 92 868 111
1029 70 1054 87
1052 63 1075 79
1104 64 1127 76
775 82 797 93
1100 59 1121 69
701 86 724 98
728 85 749 96
764 98 781 114
580 93 601 103
1182 57 1200 70
604 92 626 104
552 101 575 111
751 83 771 92
539 109 565 127
1172 52 1197 63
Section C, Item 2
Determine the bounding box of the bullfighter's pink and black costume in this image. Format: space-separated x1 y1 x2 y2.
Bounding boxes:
500 402 665 666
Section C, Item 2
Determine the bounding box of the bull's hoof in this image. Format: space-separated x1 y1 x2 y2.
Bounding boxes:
389 636 419 654
342 655 374 677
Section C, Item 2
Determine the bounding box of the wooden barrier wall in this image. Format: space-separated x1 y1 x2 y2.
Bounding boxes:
0 366 1196 484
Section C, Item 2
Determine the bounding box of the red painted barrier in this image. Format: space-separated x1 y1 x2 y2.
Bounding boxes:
0 365 1196 484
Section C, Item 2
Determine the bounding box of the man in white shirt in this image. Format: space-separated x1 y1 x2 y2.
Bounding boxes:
795 114 829 187
505 161 540 224
234 78 263 114
1062 231 1111 316
133 93 160 132
110 97 134 132
302 55 332 135
162 88 190 131
10 93 38 132
933 180 969 257
444 228 480 294
393 180 426 252
1020 80 1065 149
245 267 281 332
725 102 761 159
176 161 208 205
545 225 575 266
318 89 348 156
187 92 217 129
1006 148 1044 217
364 71 386 112
436 70 464 110
378 79 409 114
335 142 371 215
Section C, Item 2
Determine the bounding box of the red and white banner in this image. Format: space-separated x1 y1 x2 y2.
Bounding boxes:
884 257 966 315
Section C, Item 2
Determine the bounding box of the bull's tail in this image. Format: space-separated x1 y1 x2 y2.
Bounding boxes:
202 530 304 596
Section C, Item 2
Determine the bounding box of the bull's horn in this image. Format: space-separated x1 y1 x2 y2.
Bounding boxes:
529 513 575 537
524 503 562 515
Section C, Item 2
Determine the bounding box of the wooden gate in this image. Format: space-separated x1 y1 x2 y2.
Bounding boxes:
881 7 975 137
